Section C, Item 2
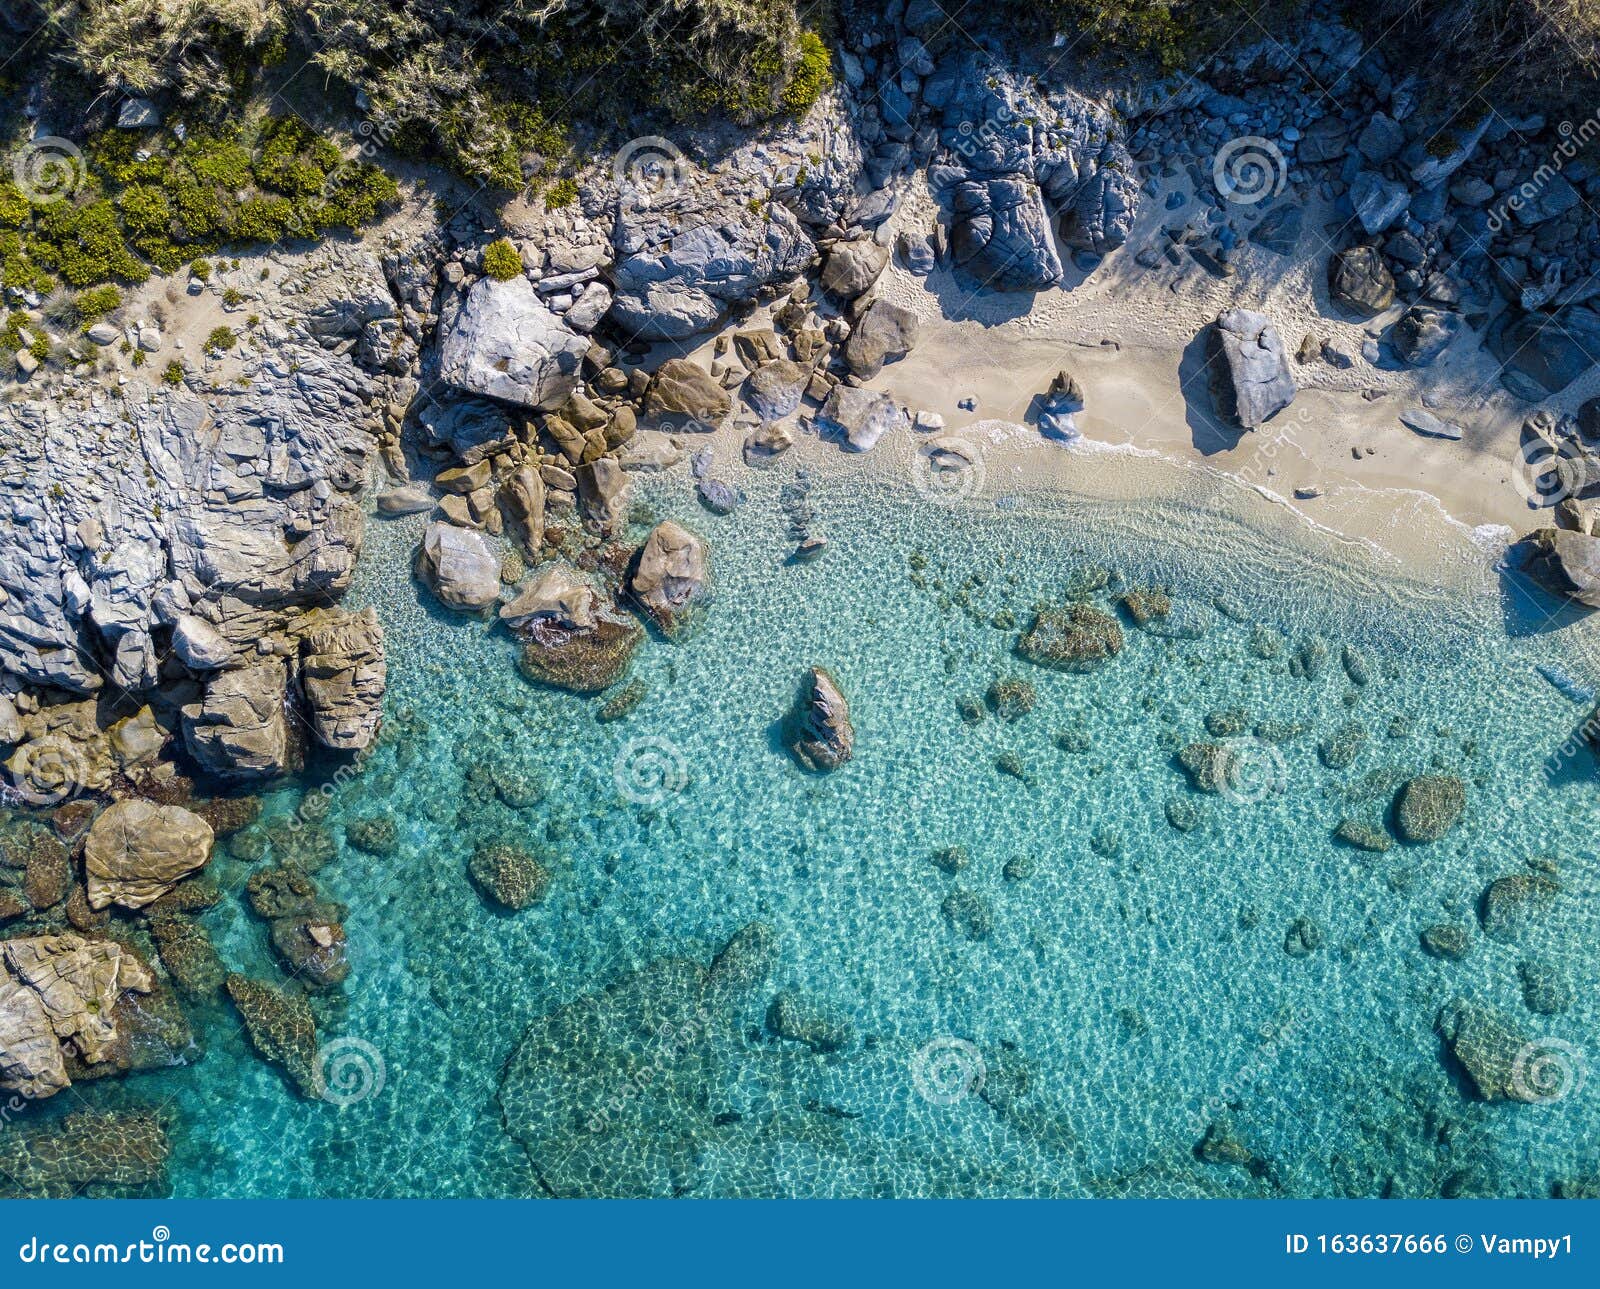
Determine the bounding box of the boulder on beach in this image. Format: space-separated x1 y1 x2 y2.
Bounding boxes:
1520 528 1600 607
416 521 501 612
1209 309 1295 430
1328 244 1396 316
817 386 908 452
642 359 732 430
821 238 889 300
629 521 711 640
786 667 854 772
83 799 215 910
438 275 587 411
743 360 809 421
843 299 919 379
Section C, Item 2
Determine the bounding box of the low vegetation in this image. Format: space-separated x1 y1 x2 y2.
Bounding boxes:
23 1 836 192
0 114 397 293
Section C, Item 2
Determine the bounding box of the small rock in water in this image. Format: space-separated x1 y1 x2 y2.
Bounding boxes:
942 887 994 941
1421 923 1472 960
1283 916 1322 958
697 478 741 514
1518 958 1574 1015
1334 818 1391 852
1393 775 1465 843
931 846 970 874
1479 870 1559 943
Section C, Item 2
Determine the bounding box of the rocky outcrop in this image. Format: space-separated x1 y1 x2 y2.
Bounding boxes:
1038 370 1085 441
817 386 907 452
181 659 291 779
0 935 153 1099
1210 310 1295 430
83 799 215 910
1521 528 1600 607
437 274 586 411
607 185 815 340
786 667 854 772
416 521 501 612
844 299 919 378
503 565 642 693
950 178 1062 291
0 344 375 697
1393 304 1460 366
298 607 386 752
629 522 710 640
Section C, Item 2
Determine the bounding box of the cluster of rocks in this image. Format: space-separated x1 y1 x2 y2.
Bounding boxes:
1124 13 1600 397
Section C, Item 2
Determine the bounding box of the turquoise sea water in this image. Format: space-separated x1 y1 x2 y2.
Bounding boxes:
34 461 1600 1197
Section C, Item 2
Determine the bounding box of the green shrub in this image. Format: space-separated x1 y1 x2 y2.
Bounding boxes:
190 258 212 281
203 325 235 354
75 285 122 323
781 31 833 116
162 360 185 385
544 178 579 210
482 238 523 281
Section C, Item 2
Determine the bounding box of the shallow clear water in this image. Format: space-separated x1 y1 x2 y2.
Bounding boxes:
38 461 1600 1198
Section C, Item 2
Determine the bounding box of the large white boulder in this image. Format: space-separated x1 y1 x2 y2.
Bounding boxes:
439 275 587 411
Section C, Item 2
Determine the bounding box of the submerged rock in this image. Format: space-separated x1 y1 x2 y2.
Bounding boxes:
767 990 856 1052
1480 871 1559 944
469 842 552 911
1015 603 1123 672
1421 923 1472 960
1435 996 1542 1103
1318 721 1367 770
786 667 854 773
1393 775 1464 843
1518 959 1573 1015
629 521 711 640
1334 818 1392 852
226 973 320 1100
943 887 994 941
1176 742 1234 794
0 1110 169 1198
83 800 214 911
